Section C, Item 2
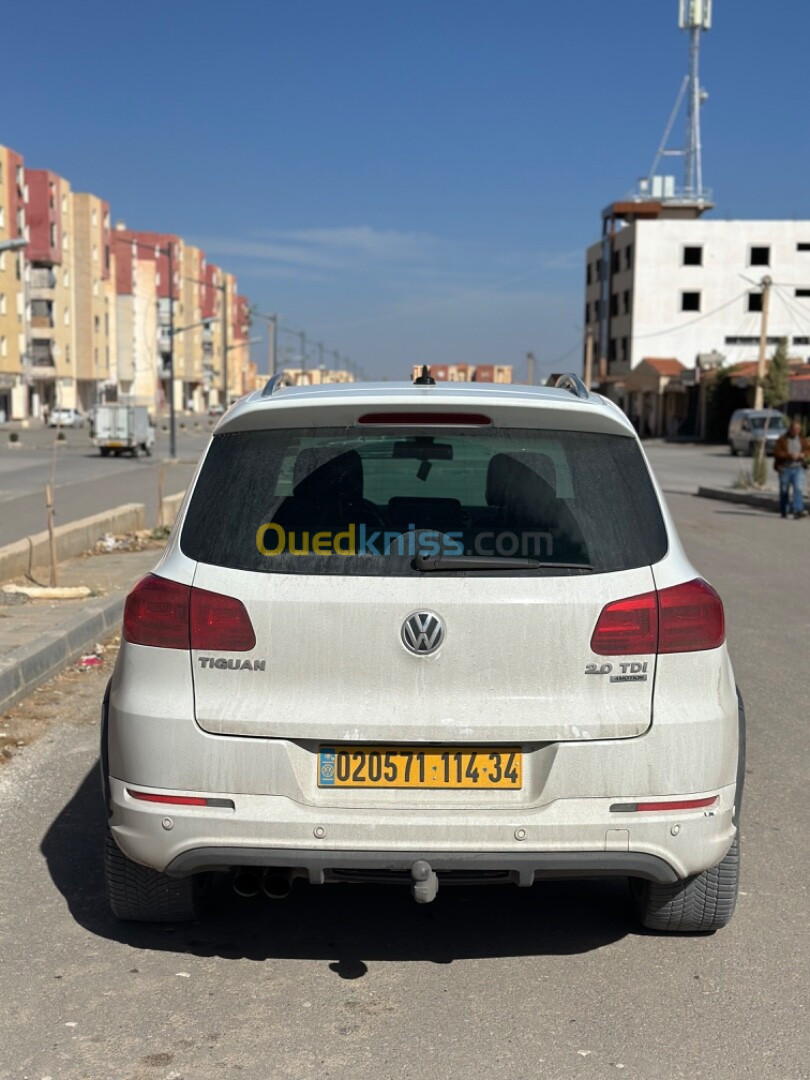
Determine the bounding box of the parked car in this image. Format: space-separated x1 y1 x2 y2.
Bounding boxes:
727 408 786 456
48 408 84 429
102 371 743 932
208 404 225 416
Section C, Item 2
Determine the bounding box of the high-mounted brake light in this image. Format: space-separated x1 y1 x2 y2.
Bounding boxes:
591 578 724 656
358 412 491 425
123 574 256 651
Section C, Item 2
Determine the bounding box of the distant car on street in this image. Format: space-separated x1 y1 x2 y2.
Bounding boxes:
728 408 786 456
208 404 225 416
48 408 85 429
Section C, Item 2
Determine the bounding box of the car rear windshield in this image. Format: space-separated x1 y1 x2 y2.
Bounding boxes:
180 426 668 575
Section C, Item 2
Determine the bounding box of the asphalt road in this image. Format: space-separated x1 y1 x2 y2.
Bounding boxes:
0 424 211 545
1 457 809 1079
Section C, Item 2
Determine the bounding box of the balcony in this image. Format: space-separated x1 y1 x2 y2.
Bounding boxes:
30 268 57 289
31 315 55 330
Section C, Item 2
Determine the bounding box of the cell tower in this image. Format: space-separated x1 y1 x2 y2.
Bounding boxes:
639 0 713 207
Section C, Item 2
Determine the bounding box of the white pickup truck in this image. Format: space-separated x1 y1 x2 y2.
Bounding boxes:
91 404 155 458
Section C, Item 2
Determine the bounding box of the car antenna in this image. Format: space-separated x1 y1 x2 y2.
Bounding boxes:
413 365 436 385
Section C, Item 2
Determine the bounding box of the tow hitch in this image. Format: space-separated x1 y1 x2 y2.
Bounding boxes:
410 860 439 904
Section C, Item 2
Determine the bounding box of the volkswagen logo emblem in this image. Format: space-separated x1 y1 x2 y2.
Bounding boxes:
401 611 445 656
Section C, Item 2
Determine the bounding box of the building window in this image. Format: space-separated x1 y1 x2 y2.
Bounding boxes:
624 246 632 270
92 208 98 228
0 336 6 358
94 315 100 332
15 165 22 186
725 335 780 346
61 194 68 214
0 253 5 272
17 209 24 232
623 289 631 314
0 161 3 184
0 207 4 228
621 336 629 360
608 339 617 362
584 302 590 324
749 245 770 266
92 244 98 263
798 243 810 252
681 291 701 312
795 289 810 298
793 336 810 345
611 251 620 274
683 245 703 266
63 270 69 287
62 233 68 252
586 264 592 285
0 294 5 315
748 292 763 313
64 308 70 326
610 294 619 317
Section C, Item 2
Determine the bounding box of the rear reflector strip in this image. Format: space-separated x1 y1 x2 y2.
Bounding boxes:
127 789 235 809
358 412 491 425
610 795 718 813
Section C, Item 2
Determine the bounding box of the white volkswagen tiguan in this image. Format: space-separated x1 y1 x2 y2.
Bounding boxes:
102 372 743 931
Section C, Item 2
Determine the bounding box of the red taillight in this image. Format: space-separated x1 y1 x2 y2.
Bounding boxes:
591 578 725 656
123 575 190 649
123 574 256 652
610 795 718 813
190 586 256 651
128 790 207 806
590 590 658 655
658 578 725 654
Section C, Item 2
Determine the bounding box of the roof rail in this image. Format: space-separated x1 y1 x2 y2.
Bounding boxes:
260 373 290 397
554 373 590 401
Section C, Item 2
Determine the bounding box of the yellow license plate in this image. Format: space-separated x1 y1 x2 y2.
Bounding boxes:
318 746 522 789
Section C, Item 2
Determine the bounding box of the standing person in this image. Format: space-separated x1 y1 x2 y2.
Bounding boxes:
773 417 810 519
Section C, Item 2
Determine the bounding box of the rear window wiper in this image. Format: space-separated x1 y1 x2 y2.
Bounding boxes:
413 554 594 572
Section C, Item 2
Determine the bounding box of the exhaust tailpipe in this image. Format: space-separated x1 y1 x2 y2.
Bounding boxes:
232 868 263 898
262 871 292 900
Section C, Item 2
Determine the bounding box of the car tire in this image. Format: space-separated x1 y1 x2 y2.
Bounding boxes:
729 443 738 456
100 447 110 457
104 829 211 922
131 445 139 458
629 833 739 933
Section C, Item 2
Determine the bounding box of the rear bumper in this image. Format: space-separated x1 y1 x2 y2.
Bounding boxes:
108 777 737 883
167 846 679 885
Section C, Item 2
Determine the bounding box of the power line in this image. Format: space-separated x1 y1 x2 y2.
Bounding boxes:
632 289 749 340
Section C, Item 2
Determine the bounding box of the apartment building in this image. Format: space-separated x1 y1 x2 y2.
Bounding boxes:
584 206 810 377
73 193 115 410
0 144 27 420
409 364 513 383
113 229 159 406
26 168 79 413
180 244 205 411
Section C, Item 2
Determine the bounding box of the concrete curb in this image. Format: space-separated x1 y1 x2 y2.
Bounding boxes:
0 504 145 582
697 486 780 511
0 593 124 714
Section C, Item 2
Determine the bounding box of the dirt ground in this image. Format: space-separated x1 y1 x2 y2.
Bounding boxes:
0 634 119 767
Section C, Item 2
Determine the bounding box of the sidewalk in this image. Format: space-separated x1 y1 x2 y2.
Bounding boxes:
0 545 163 713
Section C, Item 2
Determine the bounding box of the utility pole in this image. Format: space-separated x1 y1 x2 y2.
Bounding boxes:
221 274 228 407
584 327 594 390
299 330 307 375
526 352 536 386
167 242 176 458
754 275 772 411
268 315 277 376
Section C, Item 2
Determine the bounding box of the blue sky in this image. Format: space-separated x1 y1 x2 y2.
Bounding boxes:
4 0 810 380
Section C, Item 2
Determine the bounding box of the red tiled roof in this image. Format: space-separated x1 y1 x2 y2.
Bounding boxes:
642 358 685 376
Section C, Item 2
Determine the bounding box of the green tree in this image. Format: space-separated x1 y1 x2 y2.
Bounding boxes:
752 338 790 487
761 337 790 411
